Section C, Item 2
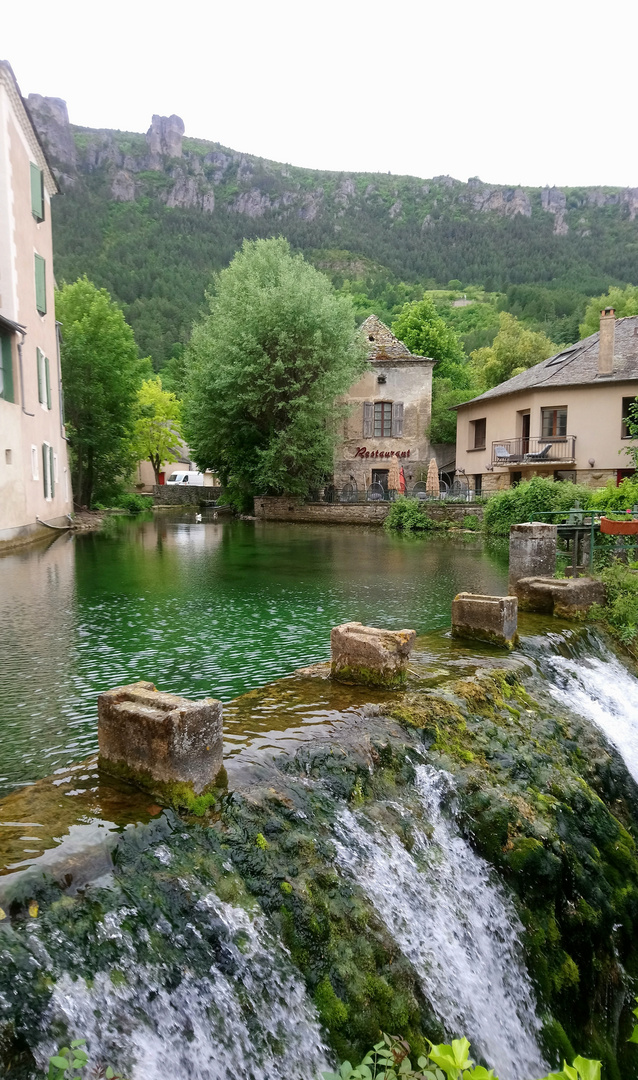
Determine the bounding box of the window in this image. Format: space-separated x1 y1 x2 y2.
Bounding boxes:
622 396 637 438
0 334 14 402
34 254 46 314
42 442 54 499
374 402 392 437
541 407 567 438
37 348 51 408
5 449 12 465
30 163 44 222
473 473 482 496
31 445 39 481
470 417 486 449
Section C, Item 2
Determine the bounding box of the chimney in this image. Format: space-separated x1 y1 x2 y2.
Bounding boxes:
598 307 615 376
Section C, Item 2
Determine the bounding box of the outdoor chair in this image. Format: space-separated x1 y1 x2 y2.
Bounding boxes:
523 443 552 462
494 445 512 462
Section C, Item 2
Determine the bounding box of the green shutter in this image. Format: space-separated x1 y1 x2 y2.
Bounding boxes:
30 163 44 222
42 444 48 498
45 355 51 409
37 348 44 404
0 335 14 403
49 445 55 498
34 255 46 314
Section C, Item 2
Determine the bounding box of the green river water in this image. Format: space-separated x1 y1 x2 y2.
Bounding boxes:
0 511 507 797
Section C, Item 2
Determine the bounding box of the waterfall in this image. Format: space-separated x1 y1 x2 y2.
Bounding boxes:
528 633 638 786
333 765 547 1080
36 889 329 1080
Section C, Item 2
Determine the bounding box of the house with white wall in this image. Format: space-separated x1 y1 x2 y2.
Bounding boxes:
0 61 71 548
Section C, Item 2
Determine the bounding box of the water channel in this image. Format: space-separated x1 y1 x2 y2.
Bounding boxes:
0 511 508 796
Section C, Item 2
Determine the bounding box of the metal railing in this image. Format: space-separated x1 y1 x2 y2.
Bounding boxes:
530 506 638 573
317 480 474 504
491 436 576 467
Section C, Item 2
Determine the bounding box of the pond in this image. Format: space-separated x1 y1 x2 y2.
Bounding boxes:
0 512 507 796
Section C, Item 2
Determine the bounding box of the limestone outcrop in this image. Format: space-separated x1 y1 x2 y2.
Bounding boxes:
146 113 185 159
330 622 416 687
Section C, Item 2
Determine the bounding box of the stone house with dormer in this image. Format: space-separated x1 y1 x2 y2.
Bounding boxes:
333 316 435 492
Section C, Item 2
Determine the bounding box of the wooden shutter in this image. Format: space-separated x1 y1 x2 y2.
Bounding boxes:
392 402 404 437
37 348 45 404
34 255 46 314
42 444 49 498
45 355 51 409
49 445 55 498
363 401 373 438
30 163 44 222
0 335 14 403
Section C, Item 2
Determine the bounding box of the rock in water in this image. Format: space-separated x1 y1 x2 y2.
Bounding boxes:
330 621 416 687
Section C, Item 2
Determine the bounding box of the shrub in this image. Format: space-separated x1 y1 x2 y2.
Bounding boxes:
462 514 480 531
119 492 153 514
483 477 593 536
591 562 638 647
384 498 435 532
588 477 638 513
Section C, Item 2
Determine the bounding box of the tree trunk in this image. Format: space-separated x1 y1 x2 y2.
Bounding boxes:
151 454 161 485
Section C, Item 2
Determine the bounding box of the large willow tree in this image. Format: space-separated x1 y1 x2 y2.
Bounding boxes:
184 238 365 505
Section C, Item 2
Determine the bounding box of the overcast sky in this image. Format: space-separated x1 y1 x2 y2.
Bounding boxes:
4 0 637 188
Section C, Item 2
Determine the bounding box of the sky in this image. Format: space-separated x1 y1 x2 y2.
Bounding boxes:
4 0 638 188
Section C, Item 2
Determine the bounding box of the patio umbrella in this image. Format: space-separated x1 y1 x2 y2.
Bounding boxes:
399 466 407 494
388 457 401 494
426 457 440 497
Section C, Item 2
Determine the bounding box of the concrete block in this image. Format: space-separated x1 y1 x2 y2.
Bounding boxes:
509 523 557 593
514 576 606 617
98 680 224 805
330 622 416 687
452 593 518 649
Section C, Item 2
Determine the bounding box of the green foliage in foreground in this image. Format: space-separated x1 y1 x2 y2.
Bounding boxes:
184 238 365 508
56 277 151 507
384 499 436 532
47 1040 124 1079
590 562 638 649
326 1032 601 1080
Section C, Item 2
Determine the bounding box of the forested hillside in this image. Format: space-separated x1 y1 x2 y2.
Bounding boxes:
29 99 638 366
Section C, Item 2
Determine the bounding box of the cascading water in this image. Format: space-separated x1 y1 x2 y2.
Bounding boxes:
333 765 548 1080
34 885 329 1080
523 630 638 785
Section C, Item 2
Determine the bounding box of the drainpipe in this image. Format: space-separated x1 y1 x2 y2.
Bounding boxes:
17 330 34 416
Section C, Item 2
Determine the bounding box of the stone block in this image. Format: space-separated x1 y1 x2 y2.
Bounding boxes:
509 522 557 592
514 576 606 617
452 593 518 648
330 622 416 687
98 680 224 806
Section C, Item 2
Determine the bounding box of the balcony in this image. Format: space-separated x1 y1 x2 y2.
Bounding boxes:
490 436 576 468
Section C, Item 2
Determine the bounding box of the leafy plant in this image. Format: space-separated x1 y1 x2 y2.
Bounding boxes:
384 498 436 532
47 1040 126 1079
324 1032 601 1080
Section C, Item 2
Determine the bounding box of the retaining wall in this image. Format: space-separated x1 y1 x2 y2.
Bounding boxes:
253 496 485 526
153 485 222 506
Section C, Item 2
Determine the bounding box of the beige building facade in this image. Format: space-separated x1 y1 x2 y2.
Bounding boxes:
333 316 435 493
455 310 638 495
0 61 70 547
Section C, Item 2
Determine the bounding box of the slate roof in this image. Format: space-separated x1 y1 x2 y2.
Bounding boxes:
361 314 434 364
458 315 638 407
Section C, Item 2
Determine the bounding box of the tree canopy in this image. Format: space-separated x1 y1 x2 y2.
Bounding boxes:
56 276 149 506
134 376 183 484
580 285 638 338
391 295 466 383
184 238 365 505
470 312 558 391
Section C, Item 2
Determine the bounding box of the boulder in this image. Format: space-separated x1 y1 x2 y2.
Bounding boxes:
452 593 518 649
514 576 606 617
98 680 224 806
330 622 416 688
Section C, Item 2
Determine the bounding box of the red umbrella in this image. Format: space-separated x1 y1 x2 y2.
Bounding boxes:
399 466 407 494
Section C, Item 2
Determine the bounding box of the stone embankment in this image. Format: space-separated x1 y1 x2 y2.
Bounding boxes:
254 495 485 526
153 485 222 506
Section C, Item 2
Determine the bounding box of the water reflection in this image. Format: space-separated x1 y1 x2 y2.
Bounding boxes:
0 515 507 795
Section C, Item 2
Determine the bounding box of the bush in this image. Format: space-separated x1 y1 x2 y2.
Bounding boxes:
589 476 638 513
120 492 153 514
591 562 638 647
462 514 480 531
384 498 435 532
483 477 593 536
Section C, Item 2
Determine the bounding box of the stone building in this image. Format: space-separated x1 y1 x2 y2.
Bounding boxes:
333 316 435 493
454 309 638 495
0 61 71 548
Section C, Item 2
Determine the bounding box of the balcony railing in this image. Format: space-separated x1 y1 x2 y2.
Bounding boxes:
490 436 576 467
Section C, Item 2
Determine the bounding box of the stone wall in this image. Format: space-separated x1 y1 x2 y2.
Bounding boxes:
153 485 222 505
254 496 485 526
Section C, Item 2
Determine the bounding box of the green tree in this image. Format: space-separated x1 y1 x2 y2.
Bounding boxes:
428 379 476 443
56 276 148 506
391 295 467 382
470 312 557 391
579 285 638 337
622 397 638 471
134 376 183 484
184 238 365 506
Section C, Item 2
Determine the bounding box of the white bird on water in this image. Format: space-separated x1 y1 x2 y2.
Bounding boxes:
195 513 202 523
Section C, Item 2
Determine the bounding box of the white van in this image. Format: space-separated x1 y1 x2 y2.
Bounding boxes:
165 471 205 486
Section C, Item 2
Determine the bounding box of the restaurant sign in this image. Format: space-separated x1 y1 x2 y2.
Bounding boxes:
354 447 412 459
